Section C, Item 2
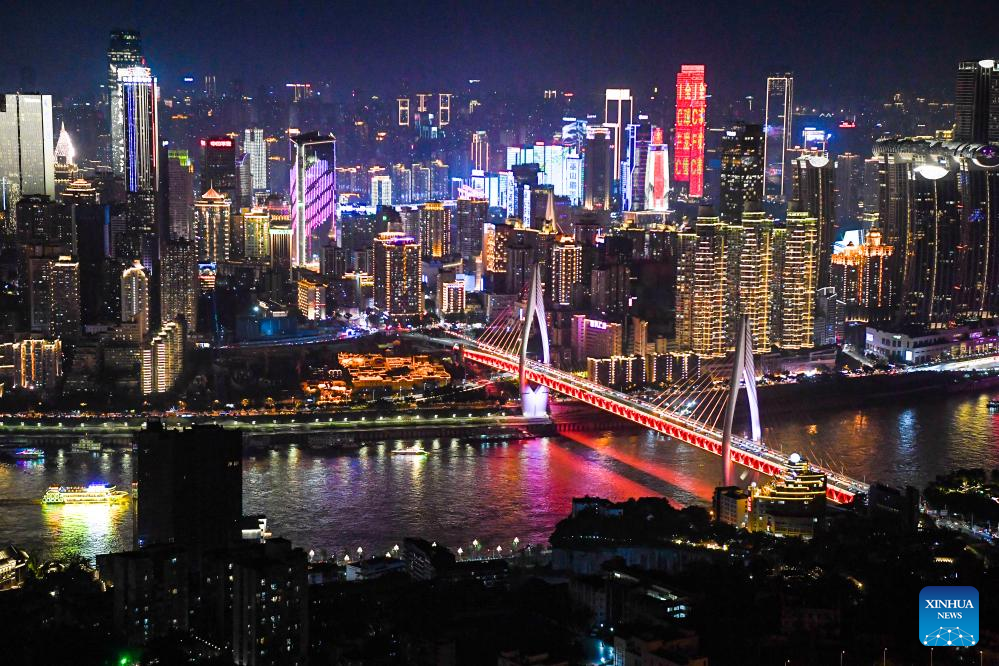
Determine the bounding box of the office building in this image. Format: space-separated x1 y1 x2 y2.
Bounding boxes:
297 273 326 320
114 66 159 192
955 59 999 142
160 238 198 328
107 29 143 178
719 123 764 224
374 232 422 317
141 321 184 394
134 422 242 552
121 259 150 341
591 263 630 318
571 315 623 364
0 93 55 218
471 130 489 171
763 73 794 201
777 202 819 349
834 152 863 224
506 142 583 205
242 207 270 260
584 127 612 210
290 131 336 266
370 174 392 208
604 88 633 182
674 65 707 198
202 135 236 197
243 127 269 193
164 150 194 239
792 154 836 288
194 187 231 263
455 197 488 271
49 255 81 339
390 163 413 204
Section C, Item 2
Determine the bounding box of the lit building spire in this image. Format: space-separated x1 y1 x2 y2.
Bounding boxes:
54 121 76 165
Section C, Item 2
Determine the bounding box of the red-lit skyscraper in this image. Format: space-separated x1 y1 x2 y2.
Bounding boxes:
674 65 706 198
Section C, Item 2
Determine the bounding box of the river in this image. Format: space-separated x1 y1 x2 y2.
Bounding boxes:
1 390 997 562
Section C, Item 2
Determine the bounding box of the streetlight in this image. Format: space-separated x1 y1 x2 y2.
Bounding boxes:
882 648 887 666
840 650 845 666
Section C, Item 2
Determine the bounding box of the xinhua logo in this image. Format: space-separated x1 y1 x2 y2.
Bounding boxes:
919 586 979 647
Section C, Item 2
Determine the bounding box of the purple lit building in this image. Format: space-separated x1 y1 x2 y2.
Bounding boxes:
290 131 336 266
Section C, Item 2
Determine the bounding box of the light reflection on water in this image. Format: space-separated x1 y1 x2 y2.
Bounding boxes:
0 390 997 561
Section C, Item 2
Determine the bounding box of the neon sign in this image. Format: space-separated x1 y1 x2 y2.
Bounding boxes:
674 65 706 198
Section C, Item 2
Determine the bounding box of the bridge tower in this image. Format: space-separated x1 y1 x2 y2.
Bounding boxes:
518 264 550 417
720 315 762 486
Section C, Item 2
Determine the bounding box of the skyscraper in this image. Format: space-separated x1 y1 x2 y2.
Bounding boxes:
290 131 336 266
955 59 999 143
107 30 143 177
194 188 231 263
371 174 392 208
792 154 837 289
777 202 818 349
163 149 194 240
551 237 582 306
604 88 634 185
738 203 777 352
584 127 612 210
160 238 198 329
674 65 707 198
374 232 422 317
243 207 270 261
455 197 487 272
50 255 81 340
121 259 150 341
834 152 863 224
243 127 269 193
763 73 794 201
471 130 489 172
141 321 184 394
719 122 764 224
113 66 159 192
0 93 55 203
202 135 236 197
675 207 728 356
419 201 450 259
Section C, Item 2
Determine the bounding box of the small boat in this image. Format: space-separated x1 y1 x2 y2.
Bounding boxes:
391 444 428 456
13 448 44 460
988 399 999 412
71 437 101 452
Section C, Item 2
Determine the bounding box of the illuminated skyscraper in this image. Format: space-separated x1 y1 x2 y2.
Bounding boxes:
584 127 612 210
604 88 633 183
456 197 488 271
643 143 670 212
391 163 413 204
719 123 764 224
374 232 422 317
50 255 81 340
53 122 78 195
419 201 451 259
551 237 582 306
121 260 150 341
194 188 231 263
777 202 818 349
243 207 270 260
141 321 184 394
674 65 706 198
834 152 863 224
371 174 392 207
955 59 999 142
675 207 728 356
792 154 836 288
471 131 489 172
763 73 793 201
831 226 893 322
0 93 55 206
738 203 776 352
113 66 159 192
160 238 198 329
107 29 143 176
290 131 336 266
243 127 269 193
202 135 236 197
164 150 194 239
439 280 465 315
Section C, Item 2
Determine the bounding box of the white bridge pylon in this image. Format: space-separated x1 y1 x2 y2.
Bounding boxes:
721 314 762 486
518 264 550 417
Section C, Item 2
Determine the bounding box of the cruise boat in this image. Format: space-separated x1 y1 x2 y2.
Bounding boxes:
42 484 129 504
391 444 428 456
989 399 999 413
13 448 44 460
71 437 101 452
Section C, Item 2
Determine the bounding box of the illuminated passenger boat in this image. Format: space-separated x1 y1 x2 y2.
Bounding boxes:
13 448 44 459
988 399 999 412
42 484 129 504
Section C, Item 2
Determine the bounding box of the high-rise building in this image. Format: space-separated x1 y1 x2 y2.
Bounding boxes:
831 226 893 322
374 232 422 317
642 141 670 212
391 163 413 204
763 73 794 201
114 66 159 192
163 150 194 240
297 274 326 320
371 174 392 208
135 422 242 552
675 207 728 356
739 203 777 352
107 30 143 178
455 197 487 272
419 201 450 260
792 154 836 288
719 123 764 224
202 135 236 197
141 321 184 394
242 207 270 260
591 263 630 319
194 188 231 263
471 130 489 172
674 65 707 198
834 152 863 225
430 160 450 200
53 122 78 196
160 238 198 329
8 338 62 390
290 131 336 266
584 127 613 210
955 59 999 143
121 259 150 340
604 88 634 183
0 93 55 204
438 280 465 315
243 127 269 193
777 202 819 349
571 315 624 364
50 255 81 340
551 237 582 306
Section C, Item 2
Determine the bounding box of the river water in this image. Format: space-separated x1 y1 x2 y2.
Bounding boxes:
1 391 997 562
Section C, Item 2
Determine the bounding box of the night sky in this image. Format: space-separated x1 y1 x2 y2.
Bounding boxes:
3 0 998 103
